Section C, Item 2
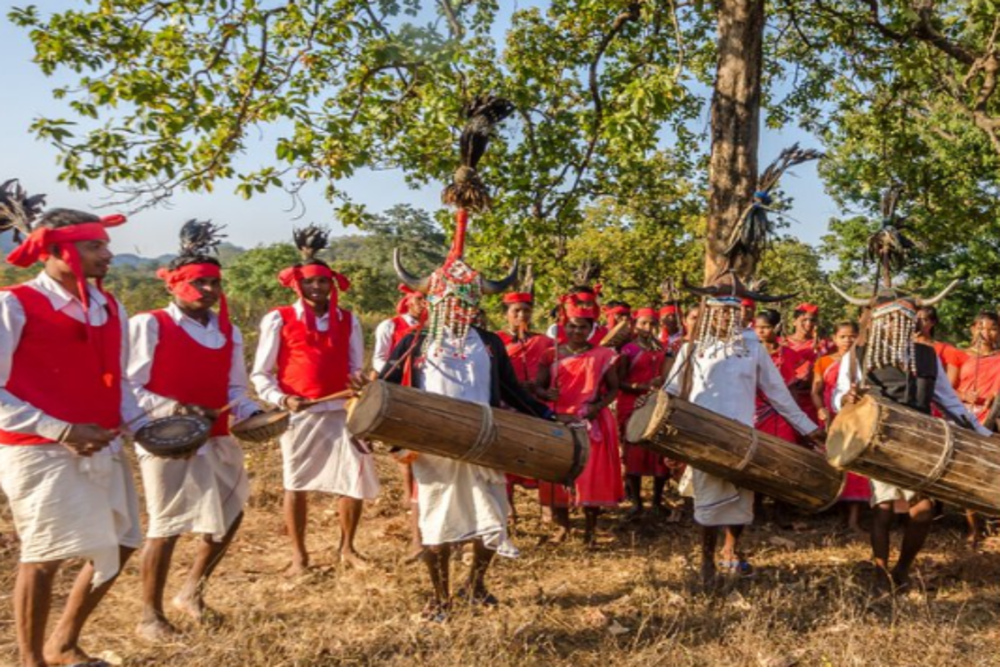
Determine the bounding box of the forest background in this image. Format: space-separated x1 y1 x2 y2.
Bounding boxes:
3 1 1000 344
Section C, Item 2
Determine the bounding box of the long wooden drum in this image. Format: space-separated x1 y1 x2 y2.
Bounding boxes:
626 391 844 511
347 380 589 485
827 394 1000 515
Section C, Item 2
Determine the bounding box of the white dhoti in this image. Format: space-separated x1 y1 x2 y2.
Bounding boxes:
412 454 517 557
280 410 379 499
691 468 754 527
870 479 919 508
138 436 249 541
0 443 141 586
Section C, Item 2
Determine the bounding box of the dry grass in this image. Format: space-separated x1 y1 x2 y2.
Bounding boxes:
3 446 1000 667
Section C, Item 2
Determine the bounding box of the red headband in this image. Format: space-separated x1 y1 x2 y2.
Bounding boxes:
634 307 656 319
396 283 428 320
659 305 678 317
157 263 231 337
741 298 756 308
7 215 126 321
503 292 533 305
277 264 350 332
795 302 819 315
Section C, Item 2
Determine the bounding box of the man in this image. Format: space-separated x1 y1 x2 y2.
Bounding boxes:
832 288 988 590
128 220 260 639
252 225 376 575
658 304 683 351
0 184 146 667
370 283 426 559
385 253 555 618
665 274 822 586
372 285 427 375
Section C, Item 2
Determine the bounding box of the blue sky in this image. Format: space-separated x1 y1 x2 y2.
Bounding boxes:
0 2 839 257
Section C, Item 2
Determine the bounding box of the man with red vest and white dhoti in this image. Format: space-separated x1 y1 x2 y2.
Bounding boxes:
371 283 427 559
252 225 376 575
0 182 147 667
128 220 260 640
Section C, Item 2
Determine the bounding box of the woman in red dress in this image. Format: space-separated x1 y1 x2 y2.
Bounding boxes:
811 321 867 532
753 310 801 445
537 294 623 546
916 305 967 388
781 303 830 425
617 307 670 517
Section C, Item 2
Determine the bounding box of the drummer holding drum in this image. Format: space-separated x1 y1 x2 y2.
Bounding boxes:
128 220 262 640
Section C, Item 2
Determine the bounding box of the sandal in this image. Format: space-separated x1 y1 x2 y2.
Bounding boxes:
717 559 755 578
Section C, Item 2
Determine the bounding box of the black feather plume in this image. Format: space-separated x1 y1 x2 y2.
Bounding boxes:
292 224 329 262
722 144 823 272
0 179 46 242
178 219 226 258
441 95 516 212
867 184 915 288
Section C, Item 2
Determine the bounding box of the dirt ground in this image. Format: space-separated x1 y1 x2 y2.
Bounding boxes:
2 444 1000 667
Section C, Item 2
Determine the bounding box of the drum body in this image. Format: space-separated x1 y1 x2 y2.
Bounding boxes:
231 410 291 444
600 320 631 348
347 381 589 484
135 415 213 458
626 391 844 511
827 394 1000 515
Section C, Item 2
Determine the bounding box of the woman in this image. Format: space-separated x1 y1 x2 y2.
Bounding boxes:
753 310 801 445
617 307 671 518
956 311 1000 547
537 295 623 546
916 305 966 388
811 321 867 532
781 303 829 423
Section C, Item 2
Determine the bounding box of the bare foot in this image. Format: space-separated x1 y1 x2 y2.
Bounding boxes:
340 550 371 571
172 593 207 622
136 617 181 642
551 525 570 545
285 560 312 577
700 561 718 590
42 642 92 666
890 568 912 593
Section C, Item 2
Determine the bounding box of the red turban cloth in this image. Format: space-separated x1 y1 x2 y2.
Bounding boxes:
795 302 819 315
633 307 657 320
741 298 756 308
561 292 600 320
277 263 350 332
658 305 678 318
6 214 126 325
157 263 232 337
503 292 533 305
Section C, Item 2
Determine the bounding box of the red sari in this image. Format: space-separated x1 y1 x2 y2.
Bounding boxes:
816 354 871 502
956 352 1000 423
781 336 828 425
497 331 554 491
538 345 624 508
618 341 669 477
754 346 800 445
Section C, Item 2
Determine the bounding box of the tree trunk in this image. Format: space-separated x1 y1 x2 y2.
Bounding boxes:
705 0 765 282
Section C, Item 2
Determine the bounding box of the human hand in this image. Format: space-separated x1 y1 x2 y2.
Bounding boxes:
538 387 560 402
842 384 861 406
61 423 116 457
818 407 830 424
349 371 370 394
283 396 308 413
805 428 827 449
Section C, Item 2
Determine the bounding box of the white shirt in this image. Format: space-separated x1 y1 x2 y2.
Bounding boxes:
0 271 146 441
251 300 364 412
127 302 258 422
832 349 991 436
420 329 491 405
372 313 418 373
664 333 817 434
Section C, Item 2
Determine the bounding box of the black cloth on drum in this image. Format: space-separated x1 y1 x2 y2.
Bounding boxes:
858 342 937 414
381 326 555 421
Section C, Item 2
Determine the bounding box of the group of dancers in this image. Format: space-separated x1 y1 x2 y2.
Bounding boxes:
2 168 998 667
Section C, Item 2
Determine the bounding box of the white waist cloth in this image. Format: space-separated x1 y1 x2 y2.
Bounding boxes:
870 479 917 508
280 410 379 499
412 454 517 557
0 443 141 586
689 468 754 527
138 435 249 540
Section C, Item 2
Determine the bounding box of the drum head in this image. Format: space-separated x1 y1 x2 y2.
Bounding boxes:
625 391 670 444
826 395 879 468
346 380 389 438
135 415 212 455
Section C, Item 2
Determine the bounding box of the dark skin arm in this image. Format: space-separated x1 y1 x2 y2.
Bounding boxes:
811 365 829 424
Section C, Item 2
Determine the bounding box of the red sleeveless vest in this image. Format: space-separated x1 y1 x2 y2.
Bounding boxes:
145 310 232 436
275 305 352 399
0 284 122 445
